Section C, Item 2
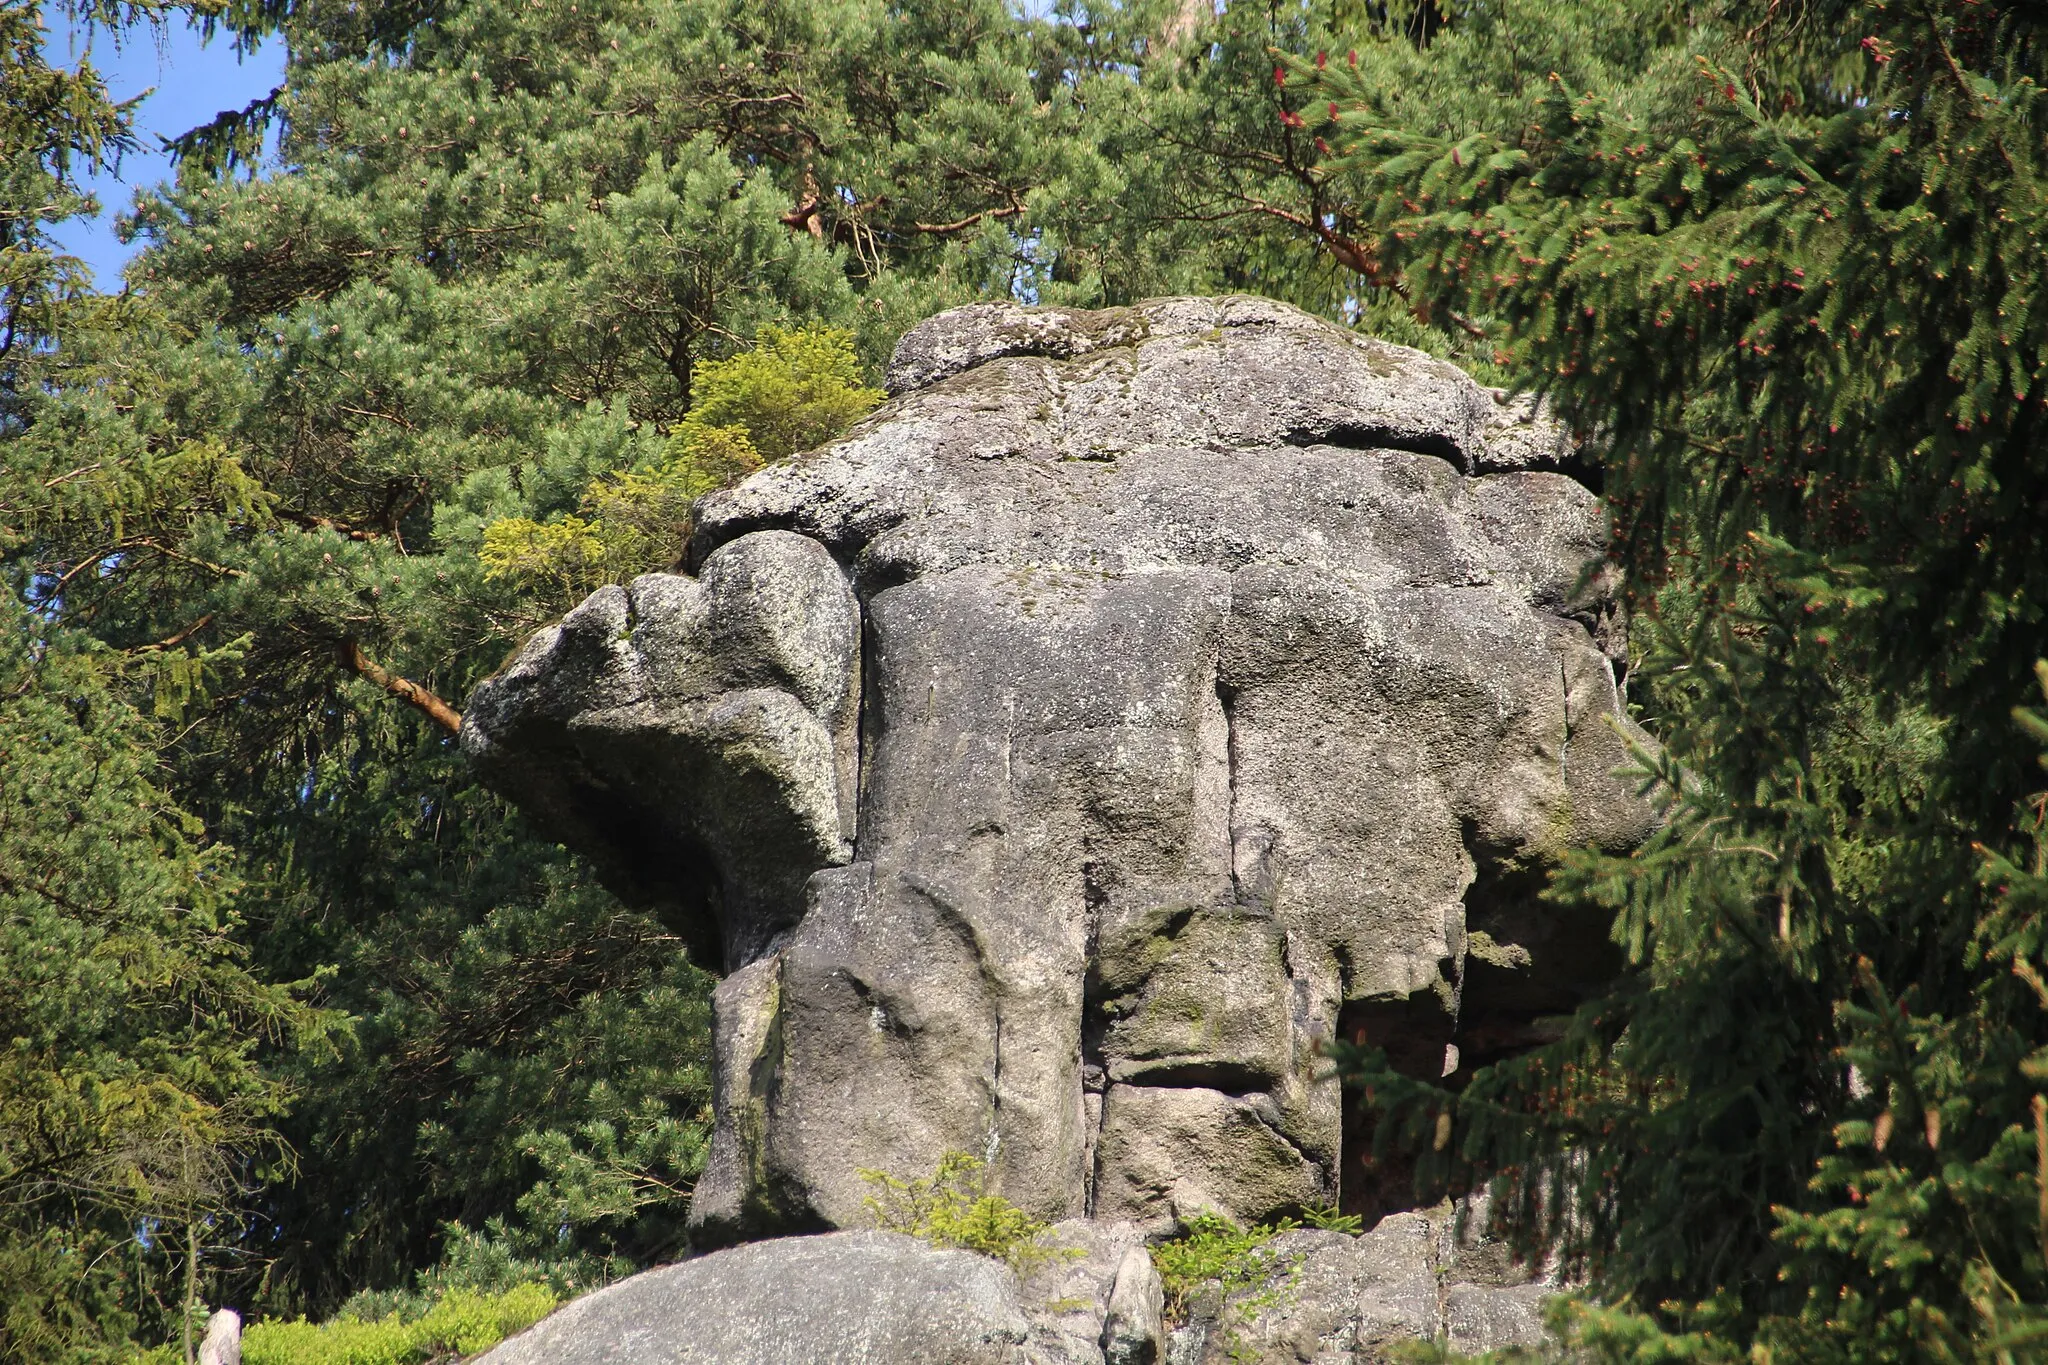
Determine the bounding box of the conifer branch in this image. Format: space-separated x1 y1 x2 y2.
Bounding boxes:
909 204 1023 235
40 462 104 490
280 511 385 541
137 615 216 652
138 541 246 582
780 196 826 236
335 404 418 432
2033 1094 2048 1261
1917 0 1981 108
792 168 828 240
44 540 245 606
47 545 137 601
339 640 462 735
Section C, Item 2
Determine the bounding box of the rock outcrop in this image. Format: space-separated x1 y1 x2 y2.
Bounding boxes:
463 296 1654 1353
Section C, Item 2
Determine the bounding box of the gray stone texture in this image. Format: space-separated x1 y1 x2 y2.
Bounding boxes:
197 1309 241 1365
1102 1244 1167 1365
472 1231 1040 1365
463 295 1656 1249
475 1207 1559 1365
1163 1202 1558 1364
463 530 859 968
1018 1219 1153 1365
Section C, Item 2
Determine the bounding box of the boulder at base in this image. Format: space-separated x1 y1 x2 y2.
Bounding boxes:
474 1232 1037 1365
477 1215 1560 1365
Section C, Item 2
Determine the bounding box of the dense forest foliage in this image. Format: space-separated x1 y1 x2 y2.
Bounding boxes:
5 0 2047 1360
1310 2 2048 1357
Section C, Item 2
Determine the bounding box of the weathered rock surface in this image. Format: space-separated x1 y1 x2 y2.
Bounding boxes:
463 529 860 967
1020 1219 1153 1365
465 296 1654 1286
477 1215 1557 1365
474 1232 1039 1365
197 1309 241 1365
1165 1201 1554 1364
1102 1244 1167 1365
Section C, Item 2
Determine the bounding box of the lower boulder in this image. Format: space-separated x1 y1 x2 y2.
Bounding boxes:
474 1232 1039 1365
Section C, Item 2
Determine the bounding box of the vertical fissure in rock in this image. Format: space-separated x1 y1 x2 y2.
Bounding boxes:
986 1011 1004 1166
851 611 882 864
1444 929 1468 1083
1217 676 1245 909
1431 1208 1455 1344
1079 856 1108 1216
1557 655 1573 797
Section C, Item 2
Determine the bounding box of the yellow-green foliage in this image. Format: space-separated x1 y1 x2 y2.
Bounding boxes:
239 1284 556 1365
1145 1207 1362 1356
641 424 764 509
1151 1213 1297 1326
676 325 881 463
860 1152 1078 1277
478 515 611 600
475 436 752 602
479 326 876 608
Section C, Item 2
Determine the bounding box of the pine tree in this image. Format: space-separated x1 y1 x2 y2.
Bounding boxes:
7 0 1455 1326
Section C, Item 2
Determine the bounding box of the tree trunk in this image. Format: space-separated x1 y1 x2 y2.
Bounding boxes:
183 1224 199 1365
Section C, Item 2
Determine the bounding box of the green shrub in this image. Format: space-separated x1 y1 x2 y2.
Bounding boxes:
1300 1204 1364 1235
240 1284 556 1365
674 325 881 463
479 324 880 614
1151 1213 1299 1326
860 1152 1079 1277
1150 1210 1355 1362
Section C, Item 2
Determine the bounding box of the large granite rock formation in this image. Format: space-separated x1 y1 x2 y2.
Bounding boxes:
463 296 1654 1254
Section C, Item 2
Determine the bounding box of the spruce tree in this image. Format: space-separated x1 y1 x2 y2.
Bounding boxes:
1294 1 2048 1354
0 603 316 1361
2 0 148 376
1 6 328 1353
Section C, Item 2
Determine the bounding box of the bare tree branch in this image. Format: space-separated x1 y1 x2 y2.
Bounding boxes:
340 639 462 735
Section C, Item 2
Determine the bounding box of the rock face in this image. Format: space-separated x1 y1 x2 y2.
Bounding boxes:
463 296 1655 1248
